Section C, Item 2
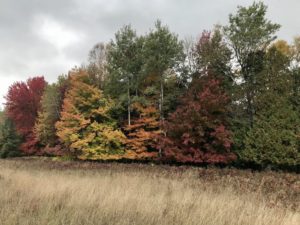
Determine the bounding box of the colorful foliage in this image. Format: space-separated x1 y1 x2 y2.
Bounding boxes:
35 75 68 151
2 2 300 169
124 103 160 159
160 73 235 163
5 76 46 154
55 69 126 160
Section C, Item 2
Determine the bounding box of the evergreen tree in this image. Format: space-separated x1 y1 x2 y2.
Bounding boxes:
241 47 300 168
0 115 22 158
243 104 300 168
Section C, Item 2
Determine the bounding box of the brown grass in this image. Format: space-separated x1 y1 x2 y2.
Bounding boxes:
0 158 299 225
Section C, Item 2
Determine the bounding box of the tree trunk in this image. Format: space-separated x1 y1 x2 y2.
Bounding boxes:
246 90 254 128
160 80 164 120
243 65 254 128
158 78 164 157
128 79 131 126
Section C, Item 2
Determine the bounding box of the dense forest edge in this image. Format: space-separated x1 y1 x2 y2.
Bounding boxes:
1 1 300 172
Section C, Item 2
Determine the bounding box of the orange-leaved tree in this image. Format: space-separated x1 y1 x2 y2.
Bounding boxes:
123 102 160 160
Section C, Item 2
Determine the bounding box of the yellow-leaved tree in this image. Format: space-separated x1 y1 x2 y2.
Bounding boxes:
56 69 126 160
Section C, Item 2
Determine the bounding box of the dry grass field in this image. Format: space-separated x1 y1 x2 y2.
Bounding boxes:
0 158 299 225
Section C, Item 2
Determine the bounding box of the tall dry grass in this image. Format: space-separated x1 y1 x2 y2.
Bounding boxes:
0 159 299 225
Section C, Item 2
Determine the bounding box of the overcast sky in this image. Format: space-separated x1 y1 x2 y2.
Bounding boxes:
1 0 300 107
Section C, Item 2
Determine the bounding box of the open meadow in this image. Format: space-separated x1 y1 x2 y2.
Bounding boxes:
0 158 299 225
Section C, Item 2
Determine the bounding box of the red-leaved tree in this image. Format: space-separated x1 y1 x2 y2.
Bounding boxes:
159 73 236 164
5 76 46 154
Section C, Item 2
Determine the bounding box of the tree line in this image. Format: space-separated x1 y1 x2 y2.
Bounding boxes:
1 2 300 169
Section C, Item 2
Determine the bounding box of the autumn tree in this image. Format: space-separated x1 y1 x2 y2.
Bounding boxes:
56 69 126 160
160 73 235 164
123 102 160 160
35 75 68 152
272 40 291 56
5 76 46 154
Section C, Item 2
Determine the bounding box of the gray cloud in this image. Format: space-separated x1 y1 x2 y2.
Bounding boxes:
1 0 300 106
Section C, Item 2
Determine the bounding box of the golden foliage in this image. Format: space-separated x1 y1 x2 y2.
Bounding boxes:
56 69 126 160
